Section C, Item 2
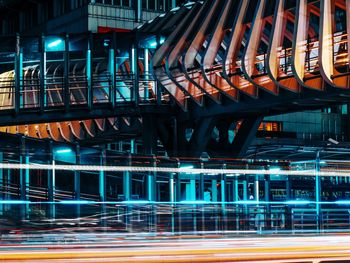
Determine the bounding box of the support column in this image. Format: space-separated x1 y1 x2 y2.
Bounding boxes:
20 137 29 220
87 32 93 110
0 152 3 215
147 156 156 201
48 141 55 219
170 173 175 203
211 179 217 202
233 176 239 202
142 115 158 155
131 38 139 106
264 174 271 230
198 162 204 201
99 150 106 202
315 151 321 230
123 154 131 201
74 145 81 200
40 34 46 111
64 34 70 111
15 34 23 113
242 177 248 201
189 179 196 201
221 174 226 202
136 0 142 22
109 35 116 107
255 175 259 202
144 48 149 100
230 117 262 157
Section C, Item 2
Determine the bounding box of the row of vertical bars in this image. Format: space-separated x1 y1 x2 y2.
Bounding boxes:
12 33 147 114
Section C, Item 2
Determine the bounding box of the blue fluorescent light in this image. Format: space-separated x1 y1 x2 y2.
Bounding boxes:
180 200 208 204
149 38 165 48
122 200 150 204
56 149 72 154
285 200 311 205
60 200 93 204
180 165 194 170
47 39 63 48
236 200 259 205
269 167 281 171
0 200 30 204
335 200 350 205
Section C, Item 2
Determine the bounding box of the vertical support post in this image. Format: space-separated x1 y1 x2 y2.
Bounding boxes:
40 34 46 111
171 0 176 8
198 162 204 201
20 137 29 219
211 179 217 202
315 150 321 230
144 48 149 101
170 173 175 203
20 137 29 201
233 176 239 202
48 141 55 219
136 0 142 22
99 150 106 202
286 175 291 200
221 165 226 202
176 163 181 202
100 149 106 227
75 144 81 220
87 32 93 110
0 152 3 215
109 34 116 108
264 174 271 230
189 179 196 201
147 156 156 201
123 154 131 201
255 175 259 202
64 34 70 111
132 36 139 106
243 178 248 201
15 34 22 113
74 144 81 200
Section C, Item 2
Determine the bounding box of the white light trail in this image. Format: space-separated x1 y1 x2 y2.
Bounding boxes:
0 162 348 177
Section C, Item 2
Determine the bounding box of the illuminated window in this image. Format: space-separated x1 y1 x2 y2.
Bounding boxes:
258 122 282 132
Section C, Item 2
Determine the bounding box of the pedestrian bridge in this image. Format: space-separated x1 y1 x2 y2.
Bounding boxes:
0 0 349 151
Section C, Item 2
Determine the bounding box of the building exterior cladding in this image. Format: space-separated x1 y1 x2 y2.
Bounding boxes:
0 0 180 35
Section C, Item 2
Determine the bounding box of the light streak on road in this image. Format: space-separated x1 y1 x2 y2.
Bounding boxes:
1 235 350 262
